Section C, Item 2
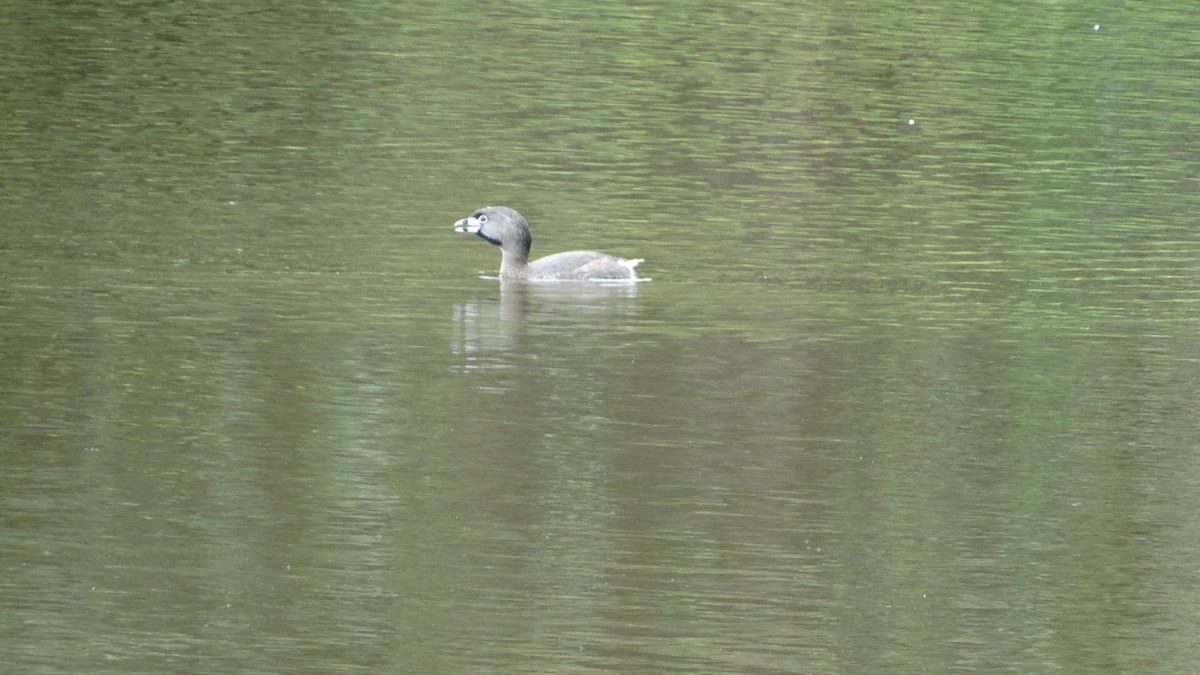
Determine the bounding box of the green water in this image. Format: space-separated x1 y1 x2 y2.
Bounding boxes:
3 2 1198 672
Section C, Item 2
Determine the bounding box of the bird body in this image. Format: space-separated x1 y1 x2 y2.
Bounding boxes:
454 206 642 281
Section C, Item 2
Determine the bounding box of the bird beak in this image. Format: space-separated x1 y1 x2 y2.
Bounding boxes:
454 216 482 234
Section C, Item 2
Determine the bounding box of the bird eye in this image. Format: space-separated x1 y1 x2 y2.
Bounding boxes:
477 214 488 223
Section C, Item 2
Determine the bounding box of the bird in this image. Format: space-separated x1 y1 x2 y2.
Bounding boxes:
453 206 643 281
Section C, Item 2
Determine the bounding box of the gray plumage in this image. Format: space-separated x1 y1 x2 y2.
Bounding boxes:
454 206 642 281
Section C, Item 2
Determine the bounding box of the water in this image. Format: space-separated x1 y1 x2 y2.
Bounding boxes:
3 2 1199 672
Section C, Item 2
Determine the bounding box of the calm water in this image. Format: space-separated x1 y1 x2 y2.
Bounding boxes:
3 2 1199 672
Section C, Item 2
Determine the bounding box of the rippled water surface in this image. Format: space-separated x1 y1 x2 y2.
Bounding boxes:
3 2 1199 672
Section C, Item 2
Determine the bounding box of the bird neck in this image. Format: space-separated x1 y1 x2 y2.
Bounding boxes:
499 248 530 278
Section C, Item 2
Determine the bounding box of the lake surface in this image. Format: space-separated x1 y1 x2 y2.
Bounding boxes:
3 2 1199 672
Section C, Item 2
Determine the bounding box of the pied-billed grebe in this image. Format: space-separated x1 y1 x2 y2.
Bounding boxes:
454 206 643 281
